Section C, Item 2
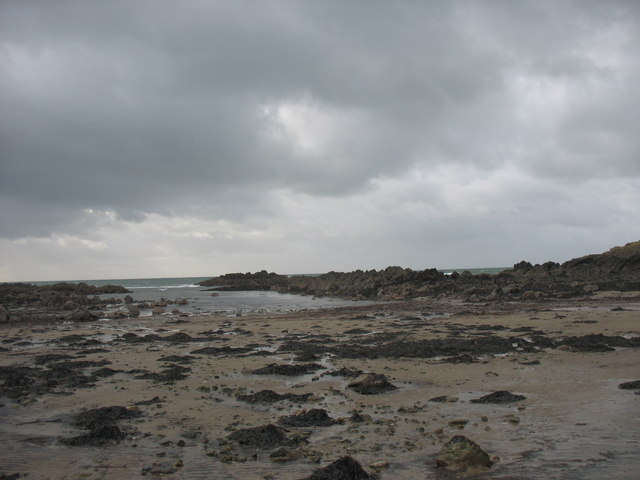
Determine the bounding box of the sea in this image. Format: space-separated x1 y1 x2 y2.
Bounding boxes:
28 268 508 317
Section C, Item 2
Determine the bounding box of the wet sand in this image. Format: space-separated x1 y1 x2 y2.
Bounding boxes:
1 295 639 479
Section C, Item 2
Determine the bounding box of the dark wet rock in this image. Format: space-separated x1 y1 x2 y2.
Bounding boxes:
348 374 397 395
93 367 122 377
198 270 289 291
227 424 298 449
57 334 88 344
61 424 125 446
119 333 162 343
436 435 493 470
236 389 311 404
135 396 163 406
163 332 195 343
0 474 22 480
136 365 190 383
278 409 338 427
0 363 102 399
343 328 372 335
73 406 141 430
471 391 526 404
331 335 520 360
303 456 377 480
619 380 640 390
556 334 632 352
53 360 111 370
252 363 324 376
323 368 364 378
34 354 75 365
44 364 97 390
68 308 100 323
0 366 37 389
61 405 141 447
158 355 195 364
474 324 509 331
190 346 253 355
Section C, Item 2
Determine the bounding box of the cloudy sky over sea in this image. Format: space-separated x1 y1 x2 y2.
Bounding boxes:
1 1 639 281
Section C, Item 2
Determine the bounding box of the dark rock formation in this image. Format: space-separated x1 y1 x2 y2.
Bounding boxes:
278 409 338 427
348 374 397 395
236 389 312 404
135 365 190 383
61 406 141 447
619 380 640 390
471 391 526 404
303 456 377 480
0 282 130 324
252 363 324 376
226 424 297 449
197 270 289 291
219 241 640 301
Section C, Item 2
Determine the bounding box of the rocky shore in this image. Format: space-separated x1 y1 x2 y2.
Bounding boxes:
198 241 640 301
0 242 638 479
0 282 131 324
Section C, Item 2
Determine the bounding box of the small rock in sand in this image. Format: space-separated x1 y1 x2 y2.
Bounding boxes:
348 373 397 395
471 391 526 404
436 435 493 470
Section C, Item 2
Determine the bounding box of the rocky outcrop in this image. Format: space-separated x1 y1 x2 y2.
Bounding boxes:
272 241 640 301
0 282 130 324
197 270 289 291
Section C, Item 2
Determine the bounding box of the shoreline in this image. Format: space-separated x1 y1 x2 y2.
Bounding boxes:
1 295 639 479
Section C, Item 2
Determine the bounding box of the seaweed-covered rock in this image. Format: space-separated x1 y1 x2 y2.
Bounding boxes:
227 424 296 449
190 346 253 355
73 406 141 430
278 409 338 427
556 334 621 352
303 456 377 480
135 365 190 383
60 425 125 446
237 389 311 404
471 391 526 404
436 435 492 470
61 405 141 447
252 363 324 376
348 374 397 395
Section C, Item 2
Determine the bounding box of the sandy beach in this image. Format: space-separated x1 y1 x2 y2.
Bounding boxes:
1 294 639 479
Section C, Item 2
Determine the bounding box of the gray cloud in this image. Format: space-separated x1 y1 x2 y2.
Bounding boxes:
1 0 639 279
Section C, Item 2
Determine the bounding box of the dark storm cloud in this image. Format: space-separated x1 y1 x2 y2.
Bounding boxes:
1 0 639 241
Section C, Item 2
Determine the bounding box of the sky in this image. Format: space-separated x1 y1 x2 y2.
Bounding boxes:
1 0 639 282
